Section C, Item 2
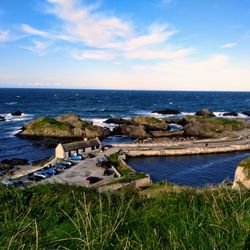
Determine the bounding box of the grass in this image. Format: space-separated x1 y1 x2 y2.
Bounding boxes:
185 116 245 130
30 117 70 131
108 152 147 184
0 183 249 249
133 116 166 126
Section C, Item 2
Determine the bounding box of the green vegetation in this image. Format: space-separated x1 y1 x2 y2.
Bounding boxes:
108 152 146 184
185 116 245 131
29 117 70 130
108 151 121 168
133 116 166 127
0 184 249 249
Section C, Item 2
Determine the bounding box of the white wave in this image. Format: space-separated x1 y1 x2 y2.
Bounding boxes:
8 127 22 137
6 102 18 105
86 118 117 131
1 113 34 122
213 112 248 119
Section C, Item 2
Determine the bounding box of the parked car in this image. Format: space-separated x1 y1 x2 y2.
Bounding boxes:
70 155 85 161
44 168 58 176
86 176 103 184
1 179 24 186
34 171 49 179
55 162 65 169
87 153 95 158
12 179 24 186
1 179 14 186
62 161 74 168
103 168 113 176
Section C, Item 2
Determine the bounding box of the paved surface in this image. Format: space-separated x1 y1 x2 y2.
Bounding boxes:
42 148 118 187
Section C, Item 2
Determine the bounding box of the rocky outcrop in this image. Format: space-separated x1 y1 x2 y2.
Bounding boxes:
164 118 188 126
113 124 150 139
11 111 23 116
133 116 167 130
233 157 250 189
243 111 250 116
0 158 29 175
0 116 5 121
1 158 28 166
195 109 215 117
183 117 245 138
105 118 134 125
223 112 238 117
152 109 180 115
18 114 111 139
150 130 184 138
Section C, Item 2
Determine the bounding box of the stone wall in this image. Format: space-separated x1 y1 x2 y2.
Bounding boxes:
125 145 250 157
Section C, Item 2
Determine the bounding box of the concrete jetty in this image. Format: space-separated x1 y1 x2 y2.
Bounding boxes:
111 136 250 157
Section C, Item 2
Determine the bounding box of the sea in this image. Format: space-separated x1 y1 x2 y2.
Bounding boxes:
0 88 250 186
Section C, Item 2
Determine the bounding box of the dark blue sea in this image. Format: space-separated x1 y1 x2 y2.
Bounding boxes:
0 88 250 186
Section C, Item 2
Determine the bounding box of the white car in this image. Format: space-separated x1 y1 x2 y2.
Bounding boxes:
34 172 48 179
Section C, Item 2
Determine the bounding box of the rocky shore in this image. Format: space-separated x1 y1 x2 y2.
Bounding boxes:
16 109 250 142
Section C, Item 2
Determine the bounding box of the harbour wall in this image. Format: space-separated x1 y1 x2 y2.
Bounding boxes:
123 144 250 157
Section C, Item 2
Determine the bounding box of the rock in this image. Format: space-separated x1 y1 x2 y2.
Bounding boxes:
18 114 111 139
105 118 134 125
183 117 245 138
223 112 238 117
195 109 215 117
243 111 250 116
0 163 11 171
133 116 167 130
113 125 149 139
56 114 83 128
11 111 23 116
233 157 250 189
1 158 28 166
164 118 188 126
150 130 184 138
0 116 6 121
85 126 111 139
152 109 180 115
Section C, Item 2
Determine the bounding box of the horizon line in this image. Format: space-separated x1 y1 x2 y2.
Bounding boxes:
0 86 250 93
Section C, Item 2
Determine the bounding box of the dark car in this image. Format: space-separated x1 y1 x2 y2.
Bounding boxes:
62 161 74 168
87 153 95 158
103 168 113 176
44 168 58 176
1 179 24 186
86 176 103 184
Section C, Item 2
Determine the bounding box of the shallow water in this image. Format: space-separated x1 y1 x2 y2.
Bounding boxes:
126 151 250 187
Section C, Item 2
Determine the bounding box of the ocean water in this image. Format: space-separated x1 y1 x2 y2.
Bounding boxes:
0 88 250 164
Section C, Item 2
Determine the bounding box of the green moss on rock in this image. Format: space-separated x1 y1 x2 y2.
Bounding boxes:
133 116 167 128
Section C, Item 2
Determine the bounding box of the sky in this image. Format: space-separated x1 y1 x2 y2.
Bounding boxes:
0 0 250 91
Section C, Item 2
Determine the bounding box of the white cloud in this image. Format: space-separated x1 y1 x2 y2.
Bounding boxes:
45 0 132 49
125 54 250 90
125 47 192 60
0 30 10 42
125 24 177 51
72 50 116 60
19 0 191 61
220 42 237 49
20 40 52 56
22 24 50 38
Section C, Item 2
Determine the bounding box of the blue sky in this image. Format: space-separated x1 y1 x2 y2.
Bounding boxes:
0 0 250 90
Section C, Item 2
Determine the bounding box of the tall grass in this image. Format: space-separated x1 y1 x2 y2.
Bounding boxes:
0 184 249 249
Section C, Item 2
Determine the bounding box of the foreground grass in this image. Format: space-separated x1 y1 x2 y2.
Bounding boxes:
0 184 249 249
